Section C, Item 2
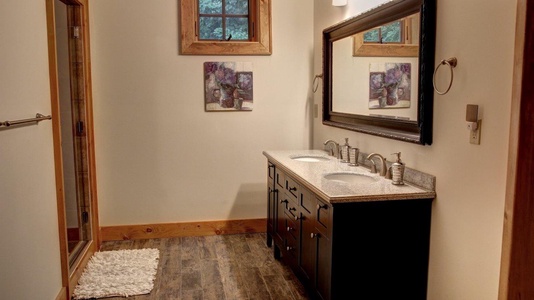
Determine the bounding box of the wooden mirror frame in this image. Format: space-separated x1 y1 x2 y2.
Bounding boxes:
322 0 436 145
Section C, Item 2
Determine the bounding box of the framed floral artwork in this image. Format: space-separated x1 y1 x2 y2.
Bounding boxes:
204 62 253 111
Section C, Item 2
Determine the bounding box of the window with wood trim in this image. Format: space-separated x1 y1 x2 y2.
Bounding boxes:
352 12 419 57
180 0 272 55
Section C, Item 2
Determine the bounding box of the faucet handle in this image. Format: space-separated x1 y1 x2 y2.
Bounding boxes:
385 166 392 179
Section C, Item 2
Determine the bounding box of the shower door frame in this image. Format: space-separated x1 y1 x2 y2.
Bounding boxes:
46 0 100 298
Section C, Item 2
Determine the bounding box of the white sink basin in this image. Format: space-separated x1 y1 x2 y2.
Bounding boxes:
291 155 330 162
323 172 379 184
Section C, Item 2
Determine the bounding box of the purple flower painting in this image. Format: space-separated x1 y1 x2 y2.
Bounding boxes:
368 63 411 109
204 62 253 111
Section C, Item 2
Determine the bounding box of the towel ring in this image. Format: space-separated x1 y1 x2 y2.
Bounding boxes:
433 57 457 95
313 73 323 93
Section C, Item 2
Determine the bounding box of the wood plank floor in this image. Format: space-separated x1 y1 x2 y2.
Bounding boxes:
98 233 310 300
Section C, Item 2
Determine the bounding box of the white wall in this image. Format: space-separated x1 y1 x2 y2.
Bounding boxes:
90 0 315 226
314 0 515 299
0 0 63 299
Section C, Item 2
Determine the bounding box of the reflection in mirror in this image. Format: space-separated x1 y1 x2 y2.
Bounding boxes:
353 13 419 57
54 0 93 268
323 0 436 145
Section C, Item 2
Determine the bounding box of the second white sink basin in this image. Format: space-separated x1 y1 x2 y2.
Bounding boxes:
323 172 379 184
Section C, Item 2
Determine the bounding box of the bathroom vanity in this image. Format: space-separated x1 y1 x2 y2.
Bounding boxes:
264 150 435 300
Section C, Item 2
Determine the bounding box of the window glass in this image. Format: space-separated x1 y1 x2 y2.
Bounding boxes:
381 21 402 43
199 0 222 14
199 17 223 40
226 0 248 14
364 29 380 43
226 17 249 40
199 0 249 41
363 21 403 44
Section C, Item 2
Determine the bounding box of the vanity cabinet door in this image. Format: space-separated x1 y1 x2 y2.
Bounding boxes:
267 181 278 247
275 193 288 255
315 199 332 300
299 196 314 283
299 189 332 300
273 168 286 250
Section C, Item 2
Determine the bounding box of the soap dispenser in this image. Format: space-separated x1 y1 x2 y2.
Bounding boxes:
340 138 350 163
391 152 405 185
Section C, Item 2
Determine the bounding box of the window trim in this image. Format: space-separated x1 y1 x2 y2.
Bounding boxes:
180 0 272 55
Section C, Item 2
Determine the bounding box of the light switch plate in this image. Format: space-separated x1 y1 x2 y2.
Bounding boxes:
469 120 481 145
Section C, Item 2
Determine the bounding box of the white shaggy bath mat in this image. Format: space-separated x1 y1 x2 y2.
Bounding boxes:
73 248 160 299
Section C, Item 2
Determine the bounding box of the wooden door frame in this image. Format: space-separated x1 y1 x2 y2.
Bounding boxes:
498 0 534 298
46 0 100 299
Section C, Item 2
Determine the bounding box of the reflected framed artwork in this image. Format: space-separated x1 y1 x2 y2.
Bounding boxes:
368 62 411 109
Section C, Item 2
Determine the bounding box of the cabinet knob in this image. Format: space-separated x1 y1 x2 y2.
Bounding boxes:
286 246 294 251
316 203 327 210
289 207 296 212
289 187 297 192
287 226 292 232
310 233 319 238
294 215 300 221
279 199 288 204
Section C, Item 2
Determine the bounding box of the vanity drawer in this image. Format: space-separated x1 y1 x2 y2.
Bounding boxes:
286 176 299 200
286 199 299 220
286 216 299 240
275 168 285 190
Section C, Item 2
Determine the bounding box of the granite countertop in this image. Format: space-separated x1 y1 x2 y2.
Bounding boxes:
263 149 436 204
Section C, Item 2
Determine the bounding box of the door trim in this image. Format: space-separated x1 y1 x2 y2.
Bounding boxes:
46 0 100 297
499 0 534 298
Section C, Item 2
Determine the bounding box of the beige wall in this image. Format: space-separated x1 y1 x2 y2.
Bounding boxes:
0 0 63 299
89 0 314 226
314 0 515 299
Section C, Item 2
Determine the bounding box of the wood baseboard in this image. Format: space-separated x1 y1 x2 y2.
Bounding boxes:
55 287 67 300
100 218 267 241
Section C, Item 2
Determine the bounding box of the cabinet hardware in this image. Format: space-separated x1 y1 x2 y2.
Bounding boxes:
286 246 294 251
287 226 293 232
294 215 300 221
289 207 296 212
82 211 89 224
280 199 288 204
317 204 327 210
289 187 297 192
310 233 318 238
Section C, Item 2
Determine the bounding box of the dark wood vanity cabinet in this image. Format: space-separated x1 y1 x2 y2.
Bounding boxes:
266 162 433 300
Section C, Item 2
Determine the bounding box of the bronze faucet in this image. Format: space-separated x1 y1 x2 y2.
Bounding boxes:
366 153 387 176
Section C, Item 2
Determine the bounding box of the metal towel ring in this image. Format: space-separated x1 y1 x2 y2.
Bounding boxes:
433 57 457 95
313 74 323 93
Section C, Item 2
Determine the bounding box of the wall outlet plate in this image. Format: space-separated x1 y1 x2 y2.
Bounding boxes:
469 120 481 145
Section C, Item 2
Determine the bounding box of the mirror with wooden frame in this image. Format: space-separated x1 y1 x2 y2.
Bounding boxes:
322 0 436 145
